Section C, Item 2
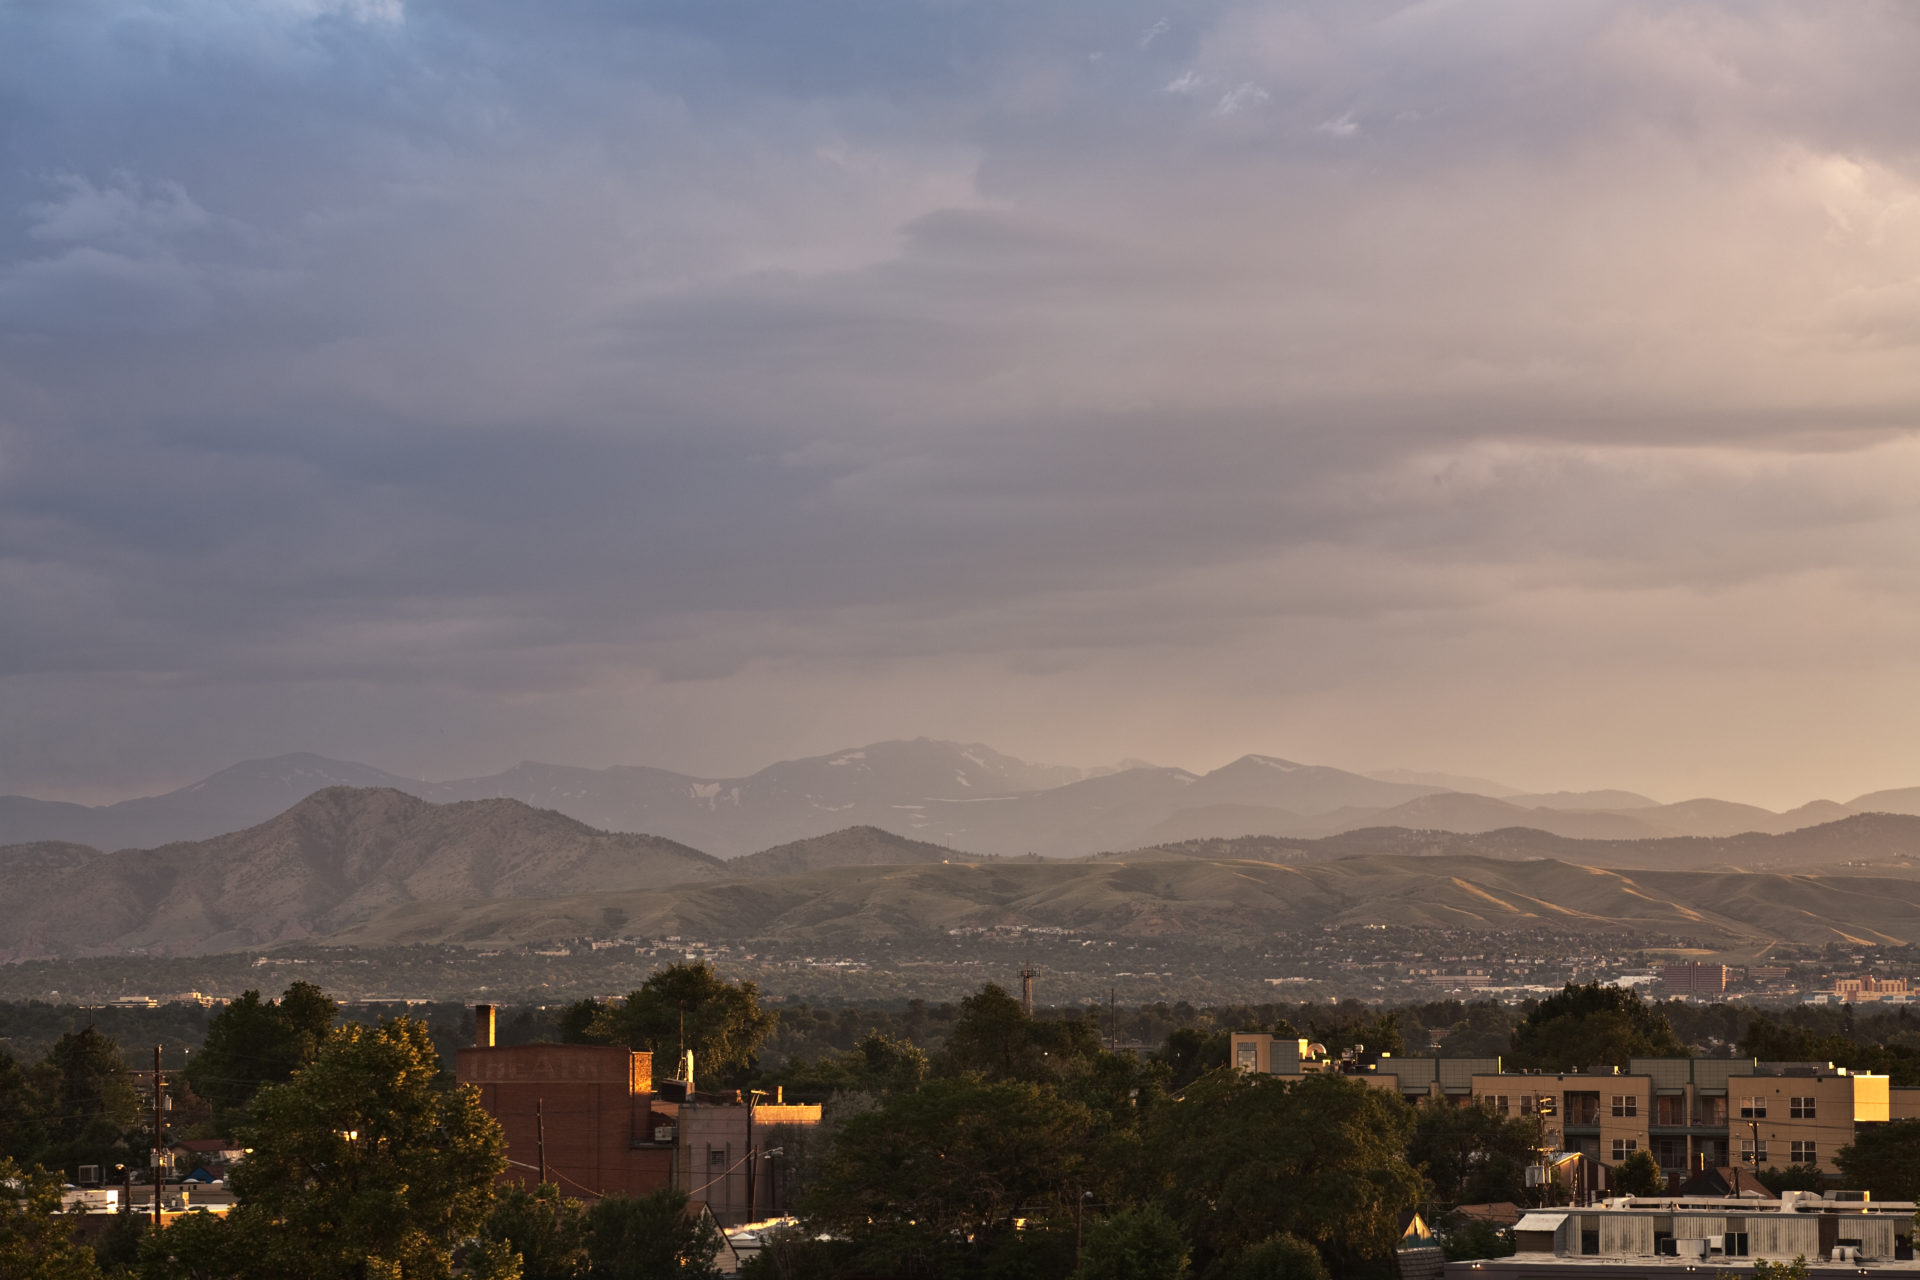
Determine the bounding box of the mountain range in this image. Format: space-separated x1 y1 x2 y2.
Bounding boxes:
5 787 1920 960
6 740 1920 858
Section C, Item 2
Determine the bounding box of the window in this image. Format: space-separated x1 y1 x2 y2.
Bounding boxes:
1612 1094 1638 1118
1493 1094 1510 1115
1791 1141 1817 1164
1536 1094 1558 1117
1234 1044 1258 1071
1612 1138 1639 1160
1723 1233 1750 1258
1740 1096 1767 1119
1789 1096 1816 1119
1740 1139 1768 1164
708 1147 728 1170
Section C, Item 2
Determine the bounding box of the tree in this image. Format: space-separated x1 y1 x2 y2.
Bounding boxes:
1072 1205 1189 1280
186 984 337 1127
1611 1149 1664 1196
1211 1234 1329 1280
0 1049 49 1168
1439 1220 1514 1263
1151 1071 1420 1276
801 1076 1095 1278
1155 1028 1226 1090
165 1017 507 1280
940 985 1102 1083
42 1027 141 1179
764 1031 928 1101
590 965 775 1083
483 1183 587 1280
1834 1118 1920 1200
1755 1165 1825 1194
0 1155 106 1280
139 1209 247 1280
1506 984 1686 1070
584 1189 722 1280
1751 1258 1812 1280
1406 1100 1537 1209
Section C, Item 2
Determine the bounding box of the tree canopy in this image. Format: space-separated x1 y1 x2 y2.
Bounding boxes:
1507 983 1685 1070
802 1075 1095 1278
1834 1118 1920 1201
1406 1098 1538 1209
587 964 775 1083
43 1026 141 1179
1150 1070 1421 1277
583 1189 724 1280
159 1017 506 1280
0 1156 106 1280
186 983 337 1126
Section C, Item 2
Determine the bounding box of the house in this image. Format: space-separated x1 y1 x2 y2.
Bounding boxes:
167 1138 245 1176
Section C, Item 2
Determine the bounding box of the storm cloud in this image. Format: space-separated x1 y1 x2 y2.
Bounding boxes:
4 0 1920 804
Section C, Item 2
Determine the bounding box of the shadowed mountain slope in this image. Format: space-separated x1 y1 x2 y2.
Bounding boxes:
725 825 965 877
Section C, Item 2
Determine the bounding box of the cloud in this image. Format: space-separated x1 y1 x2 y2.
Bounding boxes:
3 0 1920 804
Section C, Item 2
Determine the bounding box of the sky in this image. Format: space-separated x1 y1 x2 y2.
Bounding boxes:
3 0 1920 807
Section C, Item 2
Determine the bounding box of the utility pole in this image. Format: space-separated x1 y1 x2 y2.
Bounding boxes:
744 1090 761 1224
1019 962 1036 1017
151 1046 163 1228
536 1098 546 1186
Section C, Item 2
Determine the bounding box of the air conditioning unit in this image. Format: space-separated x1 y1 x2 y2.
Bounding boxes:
1832 1246 1860 1264
1676 1239 1711 1261
653 1125 677 1144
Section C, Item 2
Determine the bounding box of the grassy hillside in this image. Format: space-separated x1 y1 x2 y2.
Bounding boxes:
317 852 1920 950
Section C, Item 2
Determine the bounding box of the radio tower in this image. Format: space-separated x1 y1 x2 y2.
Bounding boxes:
1019 961 1037 1016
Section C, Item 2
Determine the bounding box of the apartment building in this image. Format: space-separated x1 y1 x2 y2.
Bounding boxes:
1227 1035 1892 1180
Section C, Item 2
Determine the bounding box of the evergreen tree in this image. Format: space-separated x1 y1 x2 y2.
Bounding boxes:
43 1028 140 1179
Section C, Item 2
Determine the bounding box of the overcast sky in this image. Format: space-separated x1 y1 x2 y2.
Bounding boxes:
4 0 1919 806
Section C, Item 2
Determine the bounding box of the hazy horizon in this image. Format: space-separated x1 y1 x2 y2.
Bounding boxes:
5 2 1919 811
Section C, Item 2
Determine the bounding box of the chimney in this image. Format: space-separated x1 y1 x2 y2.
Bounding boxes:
475 1004 496 1049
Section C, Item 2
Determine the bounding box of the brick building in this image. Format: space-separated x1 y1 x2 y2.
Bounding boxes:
455 1003 823 1222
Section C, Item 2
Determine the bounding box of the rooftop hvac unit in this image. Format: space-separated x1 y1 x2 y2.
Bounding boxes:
1676 1239 1712 1262
653 1125 677 1144
1832 1246 1861 1264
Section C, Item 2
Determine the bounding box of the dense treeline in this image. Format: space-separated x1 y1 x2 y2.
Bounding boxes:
5 972 1920 1278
